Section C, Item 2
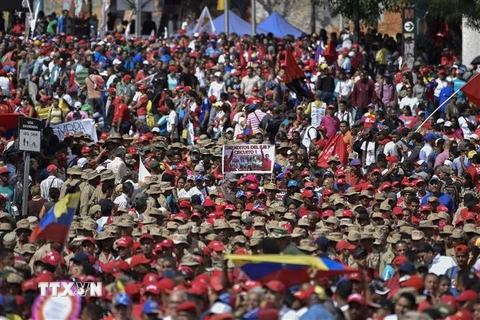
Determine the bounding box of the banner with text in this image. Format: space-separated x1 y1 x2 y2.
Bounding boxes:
223 144 275 174
51 119 98 142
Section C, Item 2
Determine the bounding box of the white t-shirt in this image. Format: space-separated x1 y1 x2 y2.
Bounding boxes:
399 96 419 115
167 110 177 133
233 112 246 138
459 116 474 140
335 79 354 98
361 140 377 166
302 125 318 150
208 81 226 98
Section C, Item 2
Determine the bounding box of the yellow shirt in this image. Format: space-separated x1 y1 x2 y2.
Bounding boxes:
36 105 51 120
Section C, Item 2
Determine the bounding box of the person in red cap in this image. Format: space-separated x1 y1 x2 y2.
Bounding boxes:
113 94 131 134
263 280 297 319
130 84 149 123
335 240 356 265
39 164 64 202
445 244 474 286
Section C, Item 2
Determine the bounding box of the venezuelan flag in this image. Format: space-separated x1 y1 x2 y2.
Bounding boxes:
226 254 357 288
30 191 80 243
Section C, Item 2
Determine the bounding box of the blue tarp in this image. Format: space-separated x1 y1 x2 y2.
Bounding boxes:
258 12 304 38
212 10 268 35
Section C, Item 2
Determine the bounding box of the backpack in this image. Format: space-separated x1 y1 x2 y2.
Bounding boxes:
306 126 320 141
443 179 461 206
266 117 282 135
73 110 82 120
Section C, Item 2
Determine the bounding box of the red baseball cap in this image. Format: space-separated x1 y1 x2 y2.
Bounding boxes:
225 204 235 211
178 200 190 208
302 190 315 198
22 279 38 292
46 164 58 173
204 199 215 207
161 239 174 248
437 205 449 212
342 210 353 218
140 233 154 242
335 240 355 252
116 236 133 248
456 289 478 302
420 204 432 212
144 284 161 295
347 293 367 306
129 254 151 268
392 255 408 266
392 207 403 216
142 273 159 285
385 156 399 163
400 275 424 291
176 301 197 314
264 280 286 294
188 281 209 296
208 240 225 252
82 237 95 246
40 251 60 267
157 278 175 293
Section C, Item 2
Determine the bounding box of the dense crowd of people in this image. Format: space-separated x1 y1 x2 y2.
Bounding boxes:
0 9 479 320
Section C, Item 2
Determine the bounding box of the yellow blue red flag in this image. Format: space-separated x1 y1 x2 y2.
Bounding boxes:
30 191 80 243
226 254 357 287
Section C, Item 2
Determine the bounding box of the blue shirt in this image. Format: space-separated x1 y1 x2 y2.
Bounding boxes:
199 98 211 125
300 304 335 320
0 185 14 214
421 192 455 212
453 78 466 101
439 86 454 112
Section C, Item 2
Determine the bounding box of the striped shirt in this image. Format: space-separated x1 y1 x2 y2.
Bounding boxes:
40 176 64 201
247 110 266 134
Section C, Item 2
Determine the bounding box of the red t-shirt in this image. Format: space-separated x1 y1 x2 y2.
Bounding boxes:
0 103 12 114
114 103 131 124
136 94 149 116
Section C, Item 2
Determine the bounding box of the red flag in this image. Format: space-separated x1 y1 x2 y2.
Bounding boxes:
461 73 480 107
317 133 348 168
283 48 305 84
69 0 76 18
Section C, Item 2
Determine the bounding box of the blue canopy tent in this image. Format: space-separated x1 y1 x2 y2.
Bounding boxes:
212 10 268 35
258 12 304 38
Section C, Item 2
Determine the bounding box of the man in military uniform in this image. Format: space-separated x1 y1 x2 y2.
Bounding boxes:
14 219 32 254
264 183 283 207
96 233 116 264
379 233 401 276
275 142 289 167
60 165 83 198
80 170 100 217
91 169 115 204
146 184 162 212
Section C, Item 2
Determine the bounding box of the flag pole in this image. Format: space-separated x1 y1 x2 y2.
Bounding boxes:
414 88 462 133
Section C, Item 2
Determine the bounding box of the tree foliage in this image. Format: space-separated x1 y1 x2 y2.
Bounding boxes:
329 0 412 27
427 0 480 30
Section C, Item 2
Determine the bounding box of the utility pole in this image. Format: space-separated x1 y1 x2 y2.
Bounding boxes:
136 0 142 37
224 0 229 34
251 0 256 36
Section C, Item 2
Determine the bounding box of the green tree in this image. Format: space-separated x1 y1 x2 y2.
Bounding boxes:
329 0 411 43
427 0 480 30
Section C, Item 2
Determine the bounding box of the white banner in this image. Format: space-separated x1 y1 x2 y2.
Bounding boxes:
222 144 275 174
192 6 215 35
138 156 151 183
51 119 98 142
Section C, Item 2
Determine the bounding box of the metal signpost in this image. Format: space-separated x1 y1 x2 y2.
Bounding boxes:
402 7 416 69
18 117 42 217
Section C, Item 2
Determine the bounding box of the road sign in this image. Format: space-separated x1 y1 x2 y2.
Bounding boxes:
18 117 42 153
404 21 414 33
402 7 416 69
